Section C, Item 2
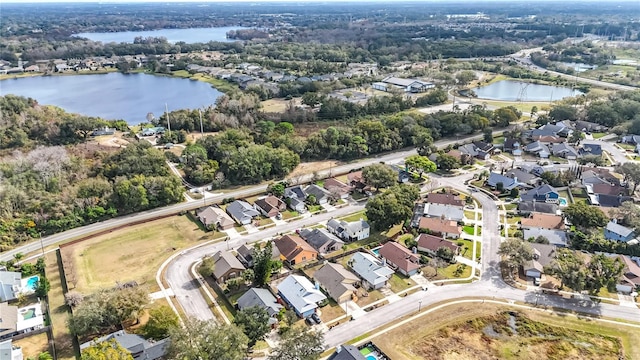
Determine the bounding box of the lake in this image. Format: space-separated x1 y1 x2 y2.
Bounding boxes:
0 73 223 124
72 26 248 44
472 80 582 102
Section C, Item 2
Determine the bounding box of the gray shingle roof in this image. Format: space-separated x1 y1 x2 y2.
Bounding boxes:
236 288 283 316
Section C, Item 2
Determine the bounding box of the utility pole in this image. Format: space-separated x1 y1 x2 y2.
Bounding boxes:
198 109 204 136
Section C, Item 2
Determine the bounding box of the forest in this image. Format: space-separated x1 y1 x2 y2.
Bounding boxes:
0 96 182 251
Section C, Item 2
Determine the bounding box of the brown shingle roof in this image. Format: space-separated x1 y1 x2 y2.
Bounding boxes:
426 192 464 207
592 184 626 196
255 195 285 213
324 178 351 194
274 234 317 262
347 171 363 184
520 213 565 230
378 242 420 274
416 234 460 253
418 217 461 235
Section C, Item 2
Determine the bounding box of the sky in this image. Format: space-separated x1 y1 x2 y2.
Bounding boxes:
4 0 628 3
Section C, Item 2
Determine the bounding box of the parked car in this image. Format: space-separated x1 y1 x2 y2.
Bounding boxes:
311 313 322 324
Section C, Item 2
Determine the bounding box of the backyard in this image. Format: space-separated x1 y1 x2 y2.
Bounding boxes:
62 215 223 293
45 252 76 360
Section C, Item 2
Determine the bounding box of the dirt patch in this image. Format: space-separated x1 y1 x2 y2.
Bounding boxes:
93 133 131 148
287 160 341 181
373 303 632 360
13 332 49 358
261 98 301 113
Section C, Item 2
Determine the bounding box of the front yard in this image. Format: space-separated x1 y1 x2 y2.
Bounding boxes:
388 273 417 293
456 239 480 260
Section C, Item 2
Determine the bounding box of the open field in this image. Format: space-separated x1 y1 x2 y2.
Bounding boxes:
373 302 635 360
287 160 341 181
62 215 221 293
46 252 76 360
261 98 301 113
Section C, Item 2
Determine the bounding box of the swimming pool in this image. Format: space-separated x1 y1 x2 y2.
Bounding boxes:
371 246 382 257
21 308 36 320
559 197 568 206
23 275 39 292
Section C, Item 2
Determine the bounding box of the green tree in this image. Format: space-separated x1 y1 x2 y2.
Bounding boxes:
269 182 286 197
37 352 54 360
548 104 577 121
253 242 276 286
564 202 608 229
141 306 179 340
267 327 324 360
365 184 419 230
436 246 455 262
404 154 436 177
587 254 625 294
509 187 520 198
362 163 397 190
545 248 588 292
483 128 493 143
169 320 248 360
612 201 640 230
492 107 519 127
498 238 534 276
455 70 477 86
616 162 640 193
81 339 133 360
435 154 461 172
233 306 271 346
35 277 50 298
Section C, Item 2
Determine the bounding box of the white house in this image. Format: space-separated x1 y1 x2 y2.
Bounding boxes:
372 76 435 93
347 252 394 290
327 219 370 242
277 275 326 318
0 339 23 360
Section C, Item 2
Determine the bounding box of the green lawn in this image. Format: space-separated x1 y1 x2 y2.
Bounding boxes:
548 156 568 164
619 143 636 151
456 239 480 260
463 225 475 236
388 273 416 293
339 210 367 223
592 132 607 139
281 210 299 220
308 205 323 213
396 234 414 247
507 216 521 225
439 263 472 279
464 210 477 220
492 136 505 145
504 203 518 211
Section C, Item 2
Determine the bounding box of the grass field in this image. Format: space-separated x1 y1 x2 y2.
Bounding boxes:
171 70 239 93
388 273 417 293
373 302 636 360
45 252 76 360
261 98 300 113
456 239 480 260
64 215 220 293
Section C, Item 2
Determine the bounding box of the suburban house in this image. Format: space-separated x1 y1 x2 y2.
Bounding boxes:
328 344 367 360
590 194 634 208
520 185 560 203
519 163 546 177
523 243 558 279
580 143 603 157
526 123 571 139
586 183 627 197
277 275 326 318
299 228 345 254
520 213 565 230
226 200 260 225
551 143 579 159
0 339 23 360
378 242 421 276
416 234 460 257
236 244 255 267
426 192 464 207
324 178 352 199
237 288 283 325
487 172 519 190
313 263 359 303
80 330 169 360
617 256 640 293
274 234 318 265
523 141 550 158
371 76 434 93
254 195 287 218
417 217 462 238
0 271 21 302
574 120 607 133
523 228 567 246
622 135 640 145
284 185 308 212
473 141 495 157
305 184 332 204
535 135 566 144
348 252 394 290
211 251 246 284
504 169 540 186
517 201 559 215
458 143 487 160
327 219 370 242
347 171 367 191
423 203 464 222
196 206 235 230
604 221 636 242
503 138 522 155
0 301 44 340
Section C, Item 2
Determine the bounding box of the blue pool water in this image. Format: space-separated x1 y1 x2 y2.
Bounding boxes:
366 356 376 360
559 197 568 206
25 276 39 291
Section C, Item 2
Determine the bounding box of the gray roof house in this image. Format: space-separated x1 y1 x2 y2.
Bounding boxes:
523 228 567 246
517 201 559 215
347 252 394 290
226 200 260 225
423 203 464 222
299 228 345 254
0 339 23 360
304 184 331 204
504 169 539 186
524 141 550 158
327 219 370 242
487 172 519 190
211 251 246 284
284 185 308 212
237 287 283 320
277 275 326 318
523 243 558 279
80 330 169 360
196 206 235 230
328 344 367 360
313 263 359 303
236 244 254 267
0 271 21 302
551 143 579 159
